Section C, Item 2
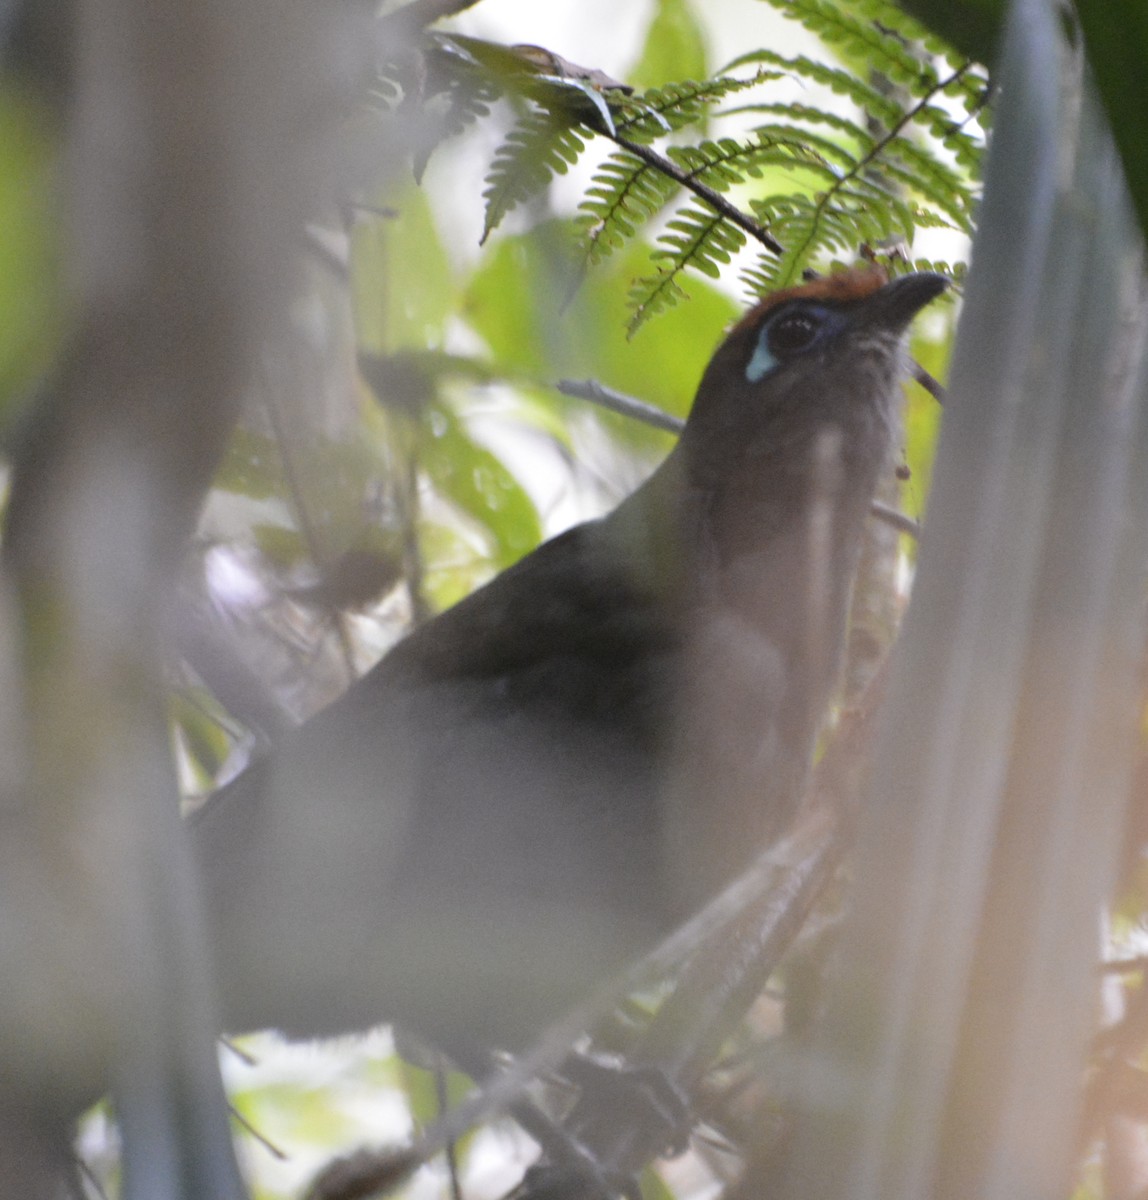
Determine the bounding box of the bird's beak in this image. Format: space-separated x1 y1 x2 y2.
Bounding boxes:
857 271 950 333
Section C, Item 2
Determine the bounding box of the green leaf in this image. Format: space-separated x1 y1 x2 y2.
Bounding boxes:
614 74 777 143
1076 0 1148 245
629 0 709 91
171 689 235 791
463 220 738 423
397 1055 476 1146
893 0 1003 63
420 401 543 568
215 427 285 500
755 0 937 87
352 181 455 355
0 83 63 426
481 110 588 243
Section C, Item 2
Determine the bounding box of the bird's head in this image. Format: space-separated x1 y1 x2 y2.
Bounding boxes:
681 267 949 486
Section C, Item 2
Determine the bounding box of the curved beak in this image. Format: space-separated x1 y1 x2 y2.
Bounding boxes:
857 271 950 333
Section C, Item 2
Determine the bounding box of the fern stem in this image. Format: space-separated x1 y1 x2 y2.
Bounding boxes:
853 63 973 189
611 132 785 256
784 61 973 272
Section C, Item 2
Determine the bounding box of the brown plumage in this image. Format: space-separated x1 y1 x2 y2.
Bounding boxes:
191 269 947 1063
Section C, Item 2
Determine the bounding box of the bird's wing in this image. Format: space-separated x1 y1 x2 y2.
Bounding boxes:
190 515 685 1047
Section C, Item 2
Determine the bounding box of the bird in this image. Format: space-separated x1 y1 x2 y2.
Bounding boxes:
190 267 947 1069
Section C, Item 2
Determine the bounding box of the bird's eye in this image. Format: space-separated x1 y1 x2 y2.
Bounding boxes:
745 306 828 382
768 311 821 357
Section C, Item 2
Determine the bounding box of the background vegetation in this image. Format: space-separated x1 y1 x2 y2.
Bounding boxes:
155 2 975 1195
6 0 1148 1198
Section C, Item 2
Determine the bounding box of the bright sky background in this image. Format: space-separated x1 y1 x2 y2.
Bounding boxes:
450 0 819 77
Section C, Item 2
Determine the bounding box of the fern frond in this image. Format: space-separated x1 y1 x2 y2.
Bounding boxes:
914 102 985 174
733 97 980 187
758 0 938 88
739 192 846 288
659 204 748 276
577 125 835 278
740 251 783 296
375 52 500 180
740 195 815 288
840 177 916 241
723 101 875 150
615 74 779 142
830 0 966 66
745 122 859 171
881 137 976 232
406 15 983 335
908 203 961 231
626 271 689 337
669 133 842 189
628 205 747 334
725 49 904 126
755 0 991 119
911 257 967 283
576 150 679 266
481 111 588 243
944 67 992 116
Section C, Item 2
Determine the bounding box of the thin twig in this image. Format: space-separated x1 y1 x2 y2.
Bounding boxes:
911 360 947 404
557 378 685 435
870 500 921 539
219 1036 258 1067
228 1105 289 1161
74 1154 111 1200
435 1057 464 1200
610 132 785 256
558 378 921 539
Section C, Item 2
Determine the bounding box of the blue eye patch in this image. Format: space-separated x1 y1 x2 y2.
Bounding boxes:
746 334 778 382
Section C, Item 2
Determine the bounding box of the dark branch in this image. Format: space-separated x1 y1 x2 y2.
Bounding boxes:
911 359 948 403
610 131 786 256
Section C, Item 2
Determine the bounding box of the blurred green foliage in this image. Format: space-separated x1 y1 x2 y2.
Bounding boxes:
0 82 61 425
23 0 970 1192
629 0 709 91
463 223 739 420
